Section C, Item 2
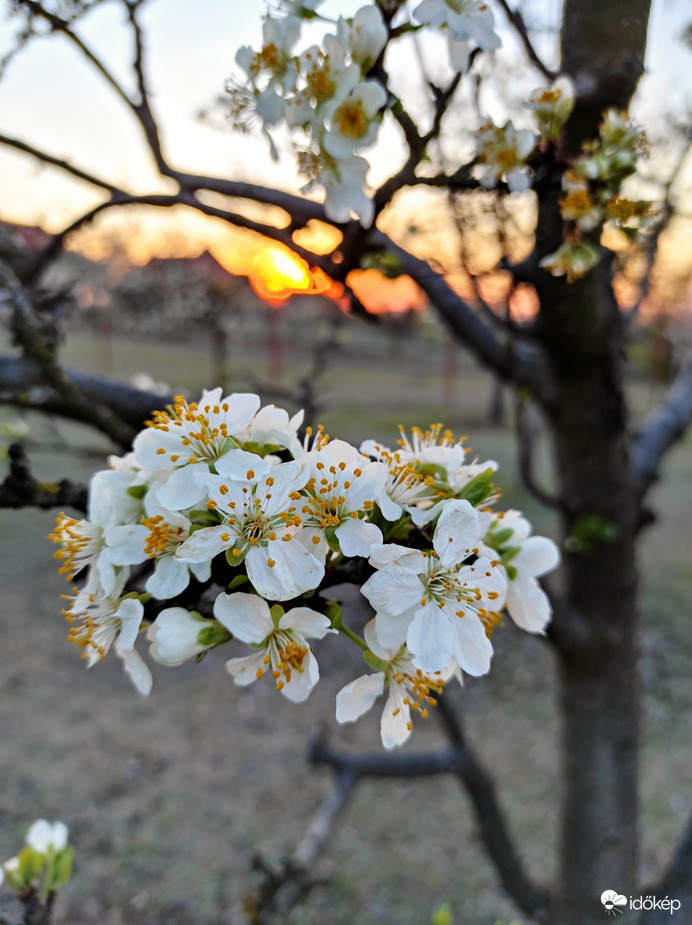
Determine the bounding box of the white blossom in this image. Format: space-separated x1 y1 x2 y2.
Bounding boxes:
217 592 335 701
336 619 460 748
362 500 505 674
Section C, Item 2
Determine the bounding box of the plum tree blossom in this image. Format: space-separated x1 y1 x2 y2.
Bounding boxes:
216 592 335 702
48 389 559 745
336 619 460 748
362 500 505 673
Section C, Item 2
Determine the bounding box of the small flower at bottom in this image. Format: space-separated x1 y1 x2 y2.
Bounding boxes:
215 592 335 702
336 620 460 749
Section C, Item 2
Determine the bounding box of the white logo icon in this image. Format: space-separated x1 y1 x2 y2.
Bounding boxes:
601 890 628 916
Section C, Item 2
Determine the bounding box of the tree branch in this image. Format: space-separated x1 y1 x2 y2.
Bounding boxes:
0 355 172 432
311 698 550 922
495 0 557 82
1 261 136 447
0 442 87 512
638 810 692 923
382 239 553 398
0 132 122 194
630 349 692 497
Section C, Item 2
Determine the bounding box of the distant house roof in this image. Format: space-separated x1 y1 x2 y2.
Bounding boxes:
0 220 52 252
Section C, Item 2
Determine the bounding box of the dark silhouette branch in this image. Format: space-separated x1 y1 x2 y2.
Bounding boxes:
630 349 692 497
245 768 357 923
2 261 136 446
0 355 172 432
310 701 550 921
0 442 87 513
495 0 557 82
0 132 122 194
639 811 692 923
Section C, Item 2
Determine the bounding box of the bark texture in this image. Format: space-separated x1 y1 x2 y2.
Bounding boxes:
537 1 652 918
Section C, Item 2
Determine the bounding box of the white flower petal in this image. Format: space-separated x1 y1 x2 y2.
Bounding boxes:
380 685 412 749
513 536 560 578
506 576 552 633
434 499 482 567
361 563 424 616
214 591 272 643
335 517 382 557
282 649 319 702
336 672 384 723
115 645 153 695
407 601 455 673
146 555 191 600
225 650 267 686
279 607 334 640
450 612 493 677
246 540 324 601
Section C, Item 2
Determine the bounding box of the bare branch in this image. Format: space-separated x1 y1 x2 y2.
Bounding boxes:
1 261 136 447
630 349 692 497
311 700 550 921
639 811 692 923
381 238 553 397
0 355 172 433
0 442 87 513
627 143 691 322
0 132 123 194
495 0 557 82
245 768 357 923
515 392 565 509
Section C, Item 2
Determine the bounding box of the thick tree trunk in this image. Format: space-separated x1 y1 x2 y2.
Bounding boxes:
530 4 653 918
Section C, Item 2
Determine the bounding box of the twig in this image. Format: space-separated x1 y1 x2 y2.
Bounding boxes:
496 0 557 81
0 442 87 512
630 349 692 498
515 391 565 509
637 811 692 923
310 704 550 922
1 261 135 447
0 355 172 432
245 768 356 923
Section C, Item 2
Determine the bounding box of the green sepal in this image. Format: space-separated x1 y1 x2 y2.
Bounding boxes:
270 605 284 629
17 846 44 884
126 484 147 499
228 574 249 591
416 462 447 482
501 545 521 564
505 564 518 581
431 902 453 925
363 650 388 672
325 528 341 554
197 623 232 648
195 651 207 663
226 547 246 566
324 599 342 629
240 441 282 458
188 509 222 526
3 865 24 891
51 846 74 890
456 468 495 507
491 527 513 546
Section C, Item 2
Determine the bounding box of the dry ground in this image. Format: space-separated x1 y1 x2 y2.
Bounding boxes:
0 331 690 924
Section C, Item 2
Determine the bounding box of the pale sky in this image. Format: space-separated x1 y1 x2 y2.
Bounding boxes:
0 0 689 257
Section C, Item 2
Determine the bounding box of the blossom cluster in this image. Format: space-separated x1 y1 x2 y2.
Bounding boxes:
51 389 559 749
540 108 650 282
0 820 73 897
227 1 502 226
